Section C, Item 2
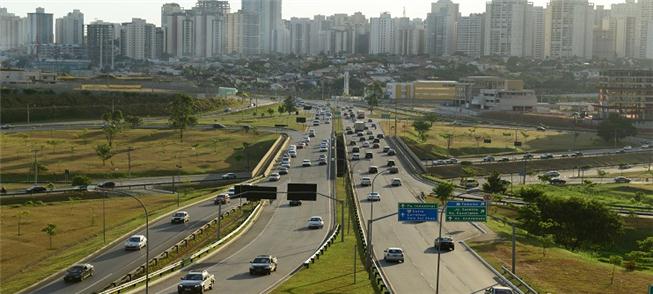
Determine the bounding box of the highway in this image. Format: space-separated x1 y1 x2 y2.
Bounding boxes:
342 112 504 293
141 108 336 293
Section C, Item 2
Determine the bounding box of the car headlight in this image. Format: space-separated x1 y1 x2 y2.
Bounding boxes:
194 284 201 287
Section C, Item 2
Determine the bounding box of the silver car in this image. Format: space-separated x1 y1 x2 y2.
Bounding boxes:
383 247 404 263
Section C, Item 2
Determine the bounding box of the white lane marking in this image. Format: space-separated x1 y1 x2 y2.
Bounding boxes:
78 272 113 293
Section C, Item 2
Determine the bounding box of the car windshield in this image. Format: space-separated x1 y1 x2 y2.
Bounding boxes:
128 237 141 242
183 274 203 280
310 217 321 221
388 249 402 254
68 266 84 273
253 257 270 263
495 289 513 294
174 212 185 217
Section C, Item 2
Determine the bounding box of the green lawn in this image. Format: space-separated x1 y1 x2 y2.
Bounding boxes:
201 103 308 131
389 120 634 159
511 183 653 208
0 128 277 183
470 206 653 294
0 186 227 293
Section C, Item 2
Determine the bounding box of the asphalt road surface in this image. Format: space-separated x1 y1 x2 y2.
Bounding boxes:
141 108 336 294
343 110 504 293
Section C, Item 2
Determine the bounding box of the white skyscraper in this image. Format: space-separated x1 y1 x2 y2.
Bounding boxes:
55 9 83 45
121 18 155 60
0 8 28 50
456 13 484 58
638 0 653 59
289 17 312 55
611 0 638 58
242 0 282 54
426 0 459 56
545 0 594 59
484 0 532 57
161 1 229 58
369 12 395 54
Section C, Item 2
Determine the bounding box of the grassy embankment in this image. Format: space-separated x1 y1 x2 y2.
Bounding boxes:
510 183 653 208
203 103 308 131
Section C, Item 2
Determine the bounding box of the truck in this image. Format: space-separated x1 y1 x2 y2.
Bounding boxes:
354 121 366 132
357 110 365 119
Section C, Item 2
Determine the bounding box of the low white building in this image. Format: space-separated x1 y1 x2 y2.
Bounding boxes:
471 88 537 111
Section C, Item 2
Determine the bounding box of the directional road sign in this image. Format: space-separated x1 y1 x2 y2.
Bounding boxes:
446 201 487 222
649 284 653 294
398 202 438 222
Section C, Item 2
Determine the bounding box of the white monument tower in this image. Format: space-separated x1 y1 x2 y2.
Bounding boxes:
343 71 350 96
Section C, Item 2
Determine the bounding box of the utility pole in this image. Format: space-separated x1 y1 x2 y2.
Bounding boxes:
217 201 222 240
27 104 31 124
512 224 516 274
103 192 106 243
32 150 39 184
127 147 133 177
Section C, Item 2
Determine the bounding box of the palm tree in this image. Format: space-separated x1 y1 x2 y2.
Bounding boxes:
41 223 57 249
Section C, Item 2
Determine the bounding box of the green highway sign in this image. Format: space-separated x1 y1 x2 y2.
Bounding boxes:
649 284 653 294
398 202 438 222
381 113 391 119
446 201 487 222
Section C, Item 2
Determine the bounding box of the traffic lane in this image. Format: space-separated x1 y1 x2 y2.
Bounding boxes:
32 196 241 294
147 120 333 294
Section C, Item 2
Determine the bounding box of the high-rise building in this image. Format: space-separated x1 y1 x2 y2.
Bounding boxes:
369 12 394 54
289 17 312 55
394 18 424 56
27 7 54 54
426 0 459 56
611 0 638 58
161 3 183 55
592 5 616 59
545 0 594 59
637 0 653 59
456 13 484 58
242 0 283 54
55 9 84 45
120 18 156 60
87 20 117 69
0 8 28 50
530 6 546 59
597 69 653 121
484 0 533 57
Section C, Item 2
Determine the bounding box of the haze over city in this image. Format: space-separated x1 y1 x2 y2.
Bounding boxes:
3 0 630 25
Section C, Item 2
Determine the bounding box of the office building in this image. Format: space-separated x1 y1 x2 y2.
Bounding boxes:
638 0 653 59
456 13 484 58
387 80 458 104
55 9 84 45
545 0 594 58
426 0 459 56
87 20 117 69
611 0 638 58
597 69 653 121
27 7 54 54
470 81 537 111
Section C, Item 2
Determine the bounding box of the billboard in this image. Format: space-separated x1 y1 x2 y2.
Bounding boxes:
287 183 317 201
234 185 277 200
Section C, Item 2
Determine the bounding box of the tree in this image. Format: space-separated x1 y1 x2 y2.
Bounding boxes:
412 120 431 142
537 219 556 257
365 82 382 114
282 96 296 115
597 169 607 183
423 113 438 126
440 133 454 150
433 182 454 206
95 144 113 166
609 255 622 284
277 104 286 114
101 110 125 147
482 171 510 194
125 115 143 128
71 175 92 186
597 113 637 143
537 174 553 184
45 140 63 155
168 94 198 142
16 210 29 236
41 223 57 249
267 108 274 116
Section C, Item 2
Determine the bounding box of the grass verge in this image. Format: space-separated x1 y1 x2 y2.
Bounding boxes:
510 183 653 208
202 103 307 131
0 186 227 293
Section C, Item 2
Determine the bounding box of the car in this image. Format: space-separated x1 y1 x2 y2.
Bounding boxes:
388 166 399 174
222 172 237 180
432 159 445 165
288 150 297 158
324 119 330 124
346 130 354 135
312 120 320 126
278 167 289 175
368 135 375 140
63 264 95 282
307 216 325 229
350 140 357 146
372 143 380 149
366 130 373 135
356 132 364 137
623 145 633 150
539 153 554 159
280 162 291 169
367 192 381 201
214 193 230 205
25 185 47 193
572 151 584 157
362 141 370 148
368 166 378 173
434 236 455 251
302 159 312 167
212 123 226 129
383 146 390 153
482 156 495 162
614 176 631 183
352 147 360 153
642 144 651 149
365 152 374 159
383 247 405 263
445 158 457 164
377 134 384 139
352 153 360 160
289 200 302 206
124 234 147 250
0 124 13 129
543 170 560 177
177 270 215 293
548 178 567 185
387 149 396 156
227 187 235 197
498 157 510 162
319 146 328 152
296 142 305 149
462 179 479 188
372 138 380 144
618 163 632 169
484 286 514 294
536 126 547 131
249 255 278 275
466 187 483 193
360 177 372 186
617 148 627 154
268 172 281 181
318 158 328 165
367 118 373 123
387 160 396 167
359 137 366 142
522 153 534 159
171 211 190 224
391 178 402 186
98 181 116 189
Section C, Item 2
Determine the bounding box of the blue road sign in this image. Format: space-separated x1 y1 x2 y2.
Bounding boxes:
398 202 438 222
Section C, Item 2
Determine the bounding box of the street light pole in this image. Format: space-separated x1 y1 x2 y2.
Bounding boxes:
217 201 222 240
367 169 388 269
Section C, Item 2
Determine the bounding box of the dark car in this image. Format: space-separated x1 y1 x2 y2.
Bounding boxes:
64 264 95 282
212 123 226 129
387 149 396 156
352 147 360 153
98 181 116 189
356 132 364 137
372 143 380 149
377 134 384 139
372 138 380 144
387 160 396 167
434 236 455 251
346 130 354 135
289 200 302 206
365 152 373 159
350 141 357 146
249 255 278 275
359 137 366 142
549 178 567 185
25 186 47 193
367 119 373 123
368 166 378 174
388 167 399 174
368 135 375 140
214 194 230 205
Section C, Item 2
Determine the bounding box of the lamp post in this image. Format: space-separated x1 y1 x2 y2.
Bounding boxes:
366 168 390 269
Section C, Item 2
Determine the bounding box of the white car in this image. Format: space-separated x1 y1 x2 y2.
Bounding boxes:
362 141 370 148
288 150 297 158
352 153 360 160
614 176 631 183
124 234 147 250
228 187 235 196
543 170 560 177
367 192 381 201
307 216 324 229
221 172 237 179
178 270 215 293
302 159 312 167
360 177 371 186
319 146 328 152
268 173 281 181
383 247 404 263
280 162 291 169
171 211 190 224
623 145 632 150
289 145 297 151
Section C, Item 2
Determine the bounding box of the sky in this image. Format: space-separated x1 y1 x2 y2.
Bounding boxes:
3 0 626 26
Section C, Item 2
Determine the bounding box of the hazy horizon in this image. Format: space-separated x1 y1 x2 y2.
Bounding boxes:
3 0 628 26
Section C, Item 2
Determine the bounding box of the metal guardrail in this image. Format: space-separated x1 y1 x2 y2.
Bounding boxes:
98 201 263 294
303 224 340 267
500 265 538 294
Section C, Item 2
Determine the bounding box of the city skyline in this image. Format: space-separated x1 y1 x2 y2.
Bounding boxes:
2 0 628 26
